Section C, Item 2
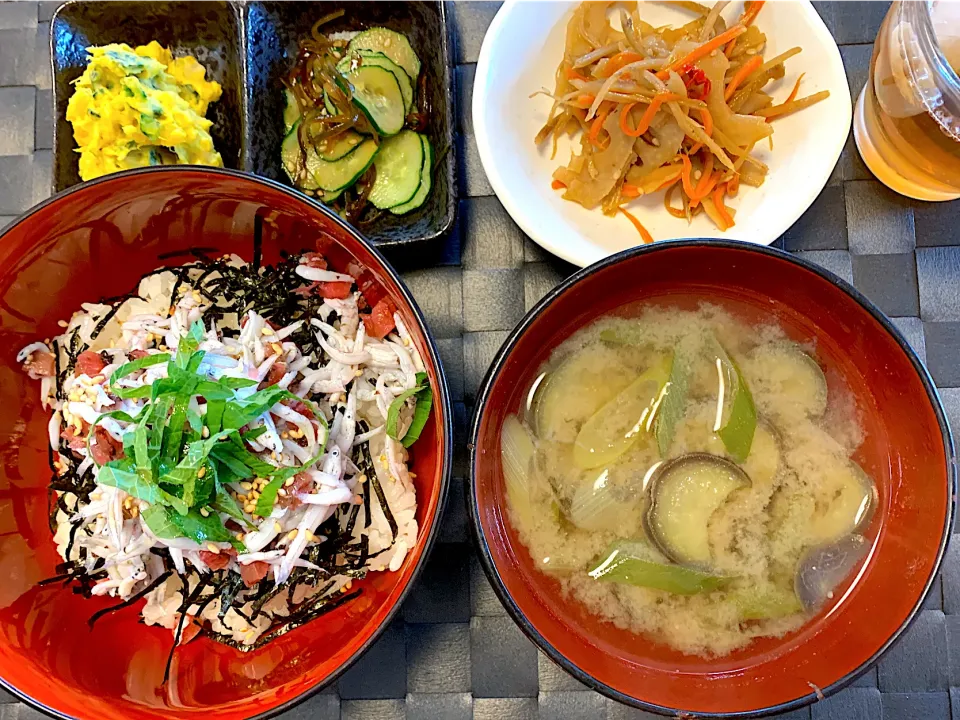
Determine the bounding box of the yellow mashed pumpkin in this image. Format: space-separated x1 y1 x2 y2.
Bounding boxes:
66 42 224 181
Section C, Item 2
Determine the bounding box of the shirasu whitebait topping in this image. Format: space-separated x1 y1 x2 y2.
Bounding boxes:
21 244 432 665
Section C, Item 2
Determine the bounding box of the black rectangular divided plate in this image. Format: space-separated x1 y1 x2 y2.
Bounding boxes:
51 1 245 192
50 0 457 248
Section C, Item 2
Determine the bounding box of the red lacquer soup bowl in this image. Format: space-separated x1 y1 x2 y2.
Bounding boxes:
0 167 452 719
469 240 955 717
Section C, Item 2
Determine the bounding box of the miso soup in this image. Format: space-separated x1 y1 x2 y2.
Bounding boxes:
501 304 877 657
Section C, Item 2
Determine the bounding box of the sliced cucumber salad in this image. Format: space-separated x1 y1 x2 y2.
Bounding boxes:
281 24 433 220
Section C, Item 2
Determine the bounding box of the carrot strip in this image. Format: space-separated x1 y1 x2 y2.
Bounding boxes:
688 142 703 155
699 108 714 136
656 173 682 192
621 183 642 199
575 93 596 108
727 173 740 196
680 154 697 198
693 154 715 198
599 51 646 78
551 179 566 190
664 184 687 219
619 103 639 136
628 93 684 137
724 55 763 100
785 72 806 103
620 207 654 244
724 36 738 58
565 66 588 82
690 170 721 208
656 25 746 81
713 184 735 229
588 104 612 147
743 0 766 26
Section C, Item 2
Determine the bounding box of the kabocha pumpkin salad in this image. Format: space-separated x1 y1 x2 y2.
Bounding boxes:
282 11 434 223
18 227 431 676
537 1 829 242
66 42 223 181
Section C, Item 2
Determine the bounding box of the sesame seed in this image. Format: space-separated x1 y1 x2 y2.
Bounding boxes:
281 431 289 439
287 529 298 541
244 503 256 514
240 481 253 490
271 343 283 355
354 369 363 377
409 472 417 479
200 508 210 517
274 521 282 533
198 467 206 478
201 426 210 438
285 477 295 487
277 488 287 497
261 327 273 336
57 320 68 328
357 474 367 484
694 170 702 180
206 543 220 553
236 533 245 542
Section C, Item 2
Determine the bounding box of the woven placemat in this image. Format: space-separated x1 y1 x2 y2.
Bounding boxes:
1 2 958 718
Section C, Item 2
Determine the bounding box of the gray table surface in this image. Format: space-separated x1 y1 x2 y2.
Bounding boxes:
2 1 960 718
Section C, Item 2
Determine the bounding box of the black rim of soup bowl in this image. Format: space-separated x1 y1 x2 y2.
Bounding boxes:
467 238 957 719
0 165 454 720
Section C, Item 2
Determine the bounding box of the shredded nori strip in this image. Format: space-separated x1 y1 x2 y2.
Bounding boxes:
216 571 246 621
365 455 398 541
89 303 121 342
88 570 173 628
163 575 210 685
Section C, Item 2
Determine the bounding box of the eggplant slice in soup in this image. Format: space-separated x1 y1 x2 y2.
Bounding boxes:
645 454 752 566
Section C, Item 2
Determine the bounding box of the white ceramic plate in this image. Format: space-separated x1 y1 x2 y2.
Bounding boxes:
473 1 852 267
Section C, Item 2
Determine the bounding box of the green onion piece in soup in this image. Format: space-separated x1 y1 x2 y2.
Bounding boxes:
568 468 638 532
588 539 729 595
573 355 671 470
654 346 691 457
501 415 538 528
732 584 803 620
708 338 757 463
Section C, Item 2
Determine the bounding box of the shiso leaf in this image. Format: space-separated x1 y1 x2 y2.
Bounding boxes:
386 371 431 447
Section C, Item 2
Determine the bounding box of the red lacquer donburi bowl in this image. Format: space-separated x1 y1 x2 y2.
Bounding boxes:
0 167 452 719
469 239 955 717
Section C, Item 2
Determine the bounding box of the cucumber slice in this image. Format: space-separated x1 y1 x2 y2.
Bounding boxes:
338 65 405 136
310 138 379 192
391 135 433 215
348 27 421 81
281 121 319 191
368 129 424 209
338 50 413 112
321 188 343 203
314 130 366 161
283 88 300 133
